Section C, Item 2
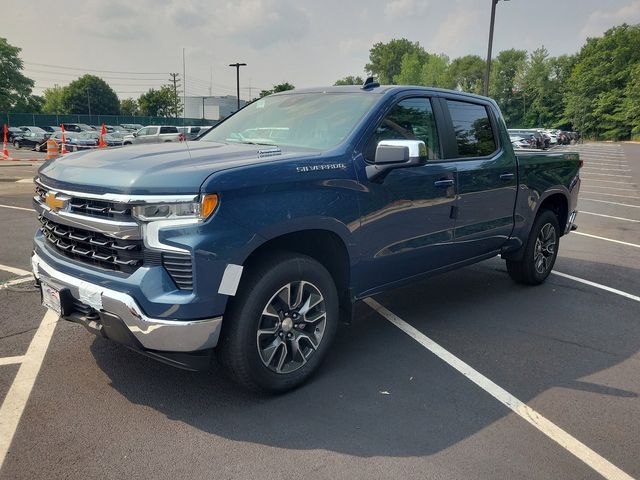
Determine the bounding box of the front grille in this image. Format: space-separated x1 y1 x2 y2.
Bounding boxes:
39 216 143 273
69 198 132 221
162 252 193 290
35 184 132 221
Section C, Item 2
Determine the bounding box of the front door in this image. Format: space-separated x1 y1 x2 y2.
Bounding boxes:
355 97 458 294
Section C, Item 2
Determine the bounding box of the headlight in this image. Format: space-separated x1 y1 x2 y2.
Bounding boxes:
132 194 218 222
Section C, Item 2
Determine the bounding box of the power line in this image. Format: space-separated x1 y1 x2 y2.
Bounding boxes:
23 69 168 81
24 62 169 75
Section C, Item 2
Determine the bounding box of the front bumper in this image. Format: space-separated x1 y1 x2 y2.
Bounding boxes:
32 253 222 367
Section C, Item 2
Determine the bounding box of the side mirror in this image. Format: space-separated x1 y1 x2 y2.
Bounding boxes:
366 140 428 182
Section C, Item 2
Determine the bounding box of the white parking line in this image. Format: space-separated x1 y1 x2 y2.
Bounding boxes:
582 167 631 172
581 198 640 209
573 231 640 249
0 204 32 212
584 180 635 185
581 173 632 178
581 191 640 200
585 163 629 167
552 271 640 303
0 310 58 470
580 211 640 223
364 297 634 480
0 276 33 290
586 185 637 192
0 264 31 277
0 356 25 366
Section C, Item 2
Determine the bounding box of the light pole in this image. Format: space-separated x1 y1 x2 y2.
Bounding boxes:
229 63 247 111
484 0 509 96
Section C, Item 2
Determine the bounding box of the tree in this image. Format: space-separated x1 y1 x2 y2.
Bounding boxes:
366 38 428 84
138 86 181 117
61 75 119 115
0 37 36 112
623 63 640 138
394 52 424 85
489 49 528 127
259 82 295 97
334 76 364 86
120 98 139 116
41 85 65 114
564 24 640 139
449 55 485 94
421 54 452 89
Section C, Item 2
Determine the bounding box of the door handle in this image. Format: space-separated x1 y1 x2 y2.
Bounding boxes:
499 173 515 181
434 179 454 188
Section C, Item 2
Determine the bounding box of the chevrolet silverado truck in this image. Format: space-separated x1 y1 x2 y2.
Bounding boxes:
31 83 580 392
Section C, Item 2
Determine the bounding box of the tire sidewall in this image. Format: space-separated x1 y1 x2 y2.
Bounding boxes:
526 209 560 283
224 255 339 392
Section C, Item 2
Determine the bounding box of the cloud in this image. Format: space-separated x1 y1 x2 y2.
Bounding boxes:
384 0 428 19
580 1 640 40
428 3 480 56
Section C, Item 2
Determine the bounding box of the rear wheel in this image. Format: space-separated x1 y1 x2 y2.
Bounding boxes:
217 252 339 393
13 140 20 149
506 209 560 285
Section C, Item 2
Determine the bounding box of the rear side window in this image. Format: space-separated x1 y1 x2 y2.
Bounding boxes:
160 126 177 134
446 100 497 158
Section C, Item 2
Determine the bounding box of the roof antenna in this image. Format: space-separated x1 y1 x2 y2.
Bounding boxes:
361 76 380 90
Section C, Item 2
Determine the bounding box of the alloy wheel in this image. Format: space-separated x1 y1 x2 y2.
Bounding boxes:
256 281 327 374
534 223 556 274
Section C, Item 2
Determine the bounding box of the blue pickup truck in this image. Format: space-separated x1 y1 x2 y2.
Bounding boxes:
31 83 581 392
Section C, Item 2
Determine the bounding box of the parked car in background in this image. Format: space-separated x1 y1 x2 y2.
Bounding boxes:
508 129 540 149
62 123 94 133
123 126 183 145
49 131 98 151
19 126 51 139
12 131 48 150
83 131 125 147
177 126 205 140
40 126 61 133
120 123 144 132
6 127 23 142
510 136 532 150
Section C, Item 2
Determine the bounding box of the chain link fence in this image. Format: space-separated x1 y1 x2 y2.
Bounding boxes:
1 113 217 128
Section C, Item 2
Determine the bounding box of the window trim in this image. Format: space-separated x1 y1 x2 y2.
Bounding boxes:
439 96 502 161
360 95 445 164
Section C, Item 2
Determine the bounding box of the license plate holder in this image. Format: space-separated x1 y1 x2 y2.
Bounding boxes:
41 282 62 315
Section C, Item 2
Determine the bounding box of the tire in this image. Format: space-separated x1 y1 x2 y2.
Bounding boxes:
506 209 560 285
13 141 20 149
217 252 339 393
35 143 41 152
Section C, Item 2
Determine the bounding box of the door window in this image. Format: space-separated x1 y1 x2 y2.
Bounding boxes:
365 98 440 161
147 127 159 135
446 100 497 158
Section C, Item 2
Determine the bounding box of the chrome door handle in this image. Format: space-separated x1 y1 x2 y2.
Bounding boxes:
499 173 515 180
434 179 454 188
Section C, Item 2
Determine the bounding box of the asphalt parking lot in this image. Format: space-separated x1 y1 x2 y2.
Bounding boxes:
0 142 638 479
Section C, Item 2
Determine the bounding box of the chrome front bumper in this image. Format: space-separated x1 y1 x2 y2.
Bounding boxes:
32 253 222 353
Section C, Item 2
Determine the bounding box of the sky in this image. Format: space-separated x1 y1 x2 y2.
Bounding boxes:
4 0 640 101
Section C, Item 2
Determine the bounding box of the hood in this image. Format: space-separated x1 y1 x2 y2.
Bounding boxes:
38 141 316 195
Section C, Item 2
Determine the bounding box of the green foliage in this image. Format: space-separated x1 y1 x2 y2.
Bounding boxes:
0 37 38 112
449 55 485 94
394 52 424 85
61 75 119 115
489 49 527 126
366 38 428 84
421 54 453 89
564 24 640 139
138 86 181 117
41 85 65 114
120 98 139 116
259 82 295 97
334 76 364 86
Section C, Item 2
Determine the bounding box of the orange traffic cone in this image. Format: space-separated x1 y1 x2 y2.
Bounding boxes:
2 124 9 159
98 123 107 148
60 124 68 155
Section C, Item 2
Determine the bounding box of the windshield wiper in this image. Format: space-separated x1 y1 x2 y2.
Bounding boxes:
237 141 276 146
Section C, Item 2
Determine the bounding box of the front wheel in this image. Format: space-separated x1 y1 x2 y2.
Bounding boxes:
13 141 20 149
506 209 560 285
217 252 339 393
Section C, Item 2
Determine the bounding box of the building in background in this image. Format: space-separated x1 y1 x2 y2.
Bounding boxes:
182 96 248 121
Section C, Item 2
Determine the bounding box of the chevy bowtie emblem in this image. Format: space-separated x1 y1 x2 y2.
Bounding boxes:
45 192 68 212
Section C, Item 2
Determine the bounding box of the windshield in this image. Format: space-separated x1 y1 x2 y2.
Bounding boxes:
200 92 379 150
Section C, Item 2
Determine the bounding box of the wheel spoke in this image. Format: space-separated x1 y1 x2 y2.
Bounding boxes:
304 311 326 324
295 330 319 351
260 337 284 366
275 343 288 373
291 281 305 309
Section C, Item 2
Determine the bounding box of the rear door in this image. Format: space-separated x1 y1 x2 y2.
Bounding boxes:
440 98 517 260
